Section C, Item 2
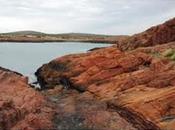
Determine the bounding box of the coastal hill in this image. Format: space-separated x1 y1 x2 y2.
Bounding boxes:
0 31 128 43
1 30 45 35
0 17 175 130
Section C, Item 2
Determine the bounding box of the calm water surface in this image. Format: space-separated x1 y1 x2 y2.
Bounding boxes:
0 42 111 81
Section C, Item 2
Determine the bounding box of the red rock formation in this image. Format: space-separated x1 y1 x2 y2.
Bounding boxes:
34 18 175 130
42 87 137 130
1 18 174 130
117 17 175 50
0 67 54 130
36 41 175 130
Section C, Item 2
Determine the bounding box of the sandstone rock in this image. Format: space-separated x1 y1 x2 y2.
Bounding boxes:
42 87 137 130
35 18 175 130
1 17 175 130
0 67 54 130
117 17 175 50
36 41 175 130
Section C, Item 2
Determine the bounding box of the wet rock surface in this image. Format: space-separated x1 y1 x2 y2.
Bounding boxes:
42 87 137 130
0 67 55 130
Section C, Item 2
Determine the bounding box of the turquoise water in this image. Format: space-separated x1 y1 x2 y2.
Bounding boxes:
0 42 111 76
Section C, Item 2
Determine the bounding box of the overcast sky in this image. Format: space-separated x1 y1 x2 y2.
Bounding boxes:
0 0 174 35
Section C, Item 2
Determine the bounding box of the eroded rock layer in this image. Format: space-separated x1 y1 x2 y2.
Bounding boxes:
0 67 54 130
36 42 175 130
117 17 175 50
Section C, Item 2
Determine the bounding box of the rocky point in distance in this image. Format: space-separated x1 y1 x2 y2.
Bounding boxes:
0 17 175 130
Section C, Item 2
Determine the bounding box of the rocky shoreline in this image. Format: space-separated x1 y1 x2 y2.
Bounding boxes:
35 42 175 130
0 18 175 130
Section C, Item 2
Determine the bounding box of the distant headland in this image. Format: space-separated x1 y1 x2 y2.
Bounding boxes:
0 31 128 43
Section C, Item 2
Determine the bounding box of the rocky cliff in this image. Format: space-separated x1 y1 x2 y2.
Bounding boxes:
117 17 175 50
35 17 175 130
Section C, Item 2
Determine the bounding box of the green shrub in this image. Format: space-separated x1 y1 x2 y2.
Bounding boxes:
170 53 175 61
162 49 175 57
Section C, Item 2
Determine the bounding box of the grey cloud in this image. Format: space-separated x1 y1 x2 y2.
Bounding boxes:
0 0 174 34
